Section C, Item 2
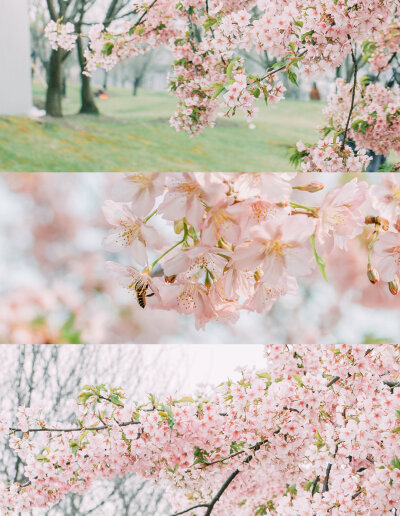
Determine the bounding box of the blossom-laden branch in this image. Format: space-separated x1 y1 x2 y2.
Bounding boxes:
102 173 400 330
0 345 400 515
44 0 398 171
340 40 358 151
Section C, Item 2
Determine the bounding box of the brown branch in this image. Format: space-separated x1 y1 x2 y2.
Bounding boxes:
341 38 358 150
175 439 268 516
311 475 320 496
198 438 270 468
10 420 140 434
204 468 241 515
259 50 307 82
133 0 159 28
171 503 209 516
326 376 340 388
322 463 332 493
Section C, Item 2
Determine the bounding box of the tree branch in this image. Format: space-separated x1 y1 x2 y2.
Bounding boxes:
46 0 58 21
341 39 358 150
326 376 340 387
10 420 140 434
171 503 209 516
322 463 332 493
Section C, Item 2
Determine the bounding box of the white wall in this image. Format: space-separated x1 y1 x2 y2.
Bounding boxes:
0 0 32 115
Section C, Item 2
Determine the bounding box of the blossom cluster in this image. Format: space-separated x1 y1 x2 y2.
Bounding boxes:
0 344 399 515
368 19 400 74
44 20 77 52
45 0 396 137
322 79 400 157
293 138 372 173
102 173 400 330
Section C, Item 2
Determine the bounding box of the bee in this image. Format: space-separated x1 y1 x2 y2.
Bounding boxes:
134 283 154 309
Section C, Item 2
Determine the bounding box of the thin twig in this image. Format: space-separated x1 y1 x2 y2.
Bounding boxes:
133 0 159 28
259 50 307 81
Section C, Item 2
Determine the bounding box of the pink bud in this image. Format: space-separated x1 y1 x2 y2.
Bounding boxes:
294 182 324 193
367 263 379 284
388 275 399 296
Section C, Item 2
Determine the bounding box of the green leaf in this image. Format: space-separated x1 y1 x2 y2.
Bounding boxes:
292 374 304 386
102 42 114 56
391 457 400 469
203 16 217 32
287 68 299 87
36 454 50 463
109 394 124 407
212 82 226 100
60 314 83 344
226 58 240 80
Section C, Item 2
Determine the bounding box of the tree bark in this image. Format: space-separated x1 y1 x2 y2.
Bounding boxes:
45 49 63 117
76 25 99 115
132 77 140 96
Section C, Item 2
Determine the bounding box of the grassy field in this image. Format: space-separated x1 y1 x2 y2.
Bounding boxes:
0 82 330 171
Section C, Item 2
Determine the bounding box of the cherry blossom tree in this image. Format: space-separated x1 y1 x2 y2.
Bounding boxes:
0 345 173 515
45 0 400 170
103 172 400 330
0 344 399 515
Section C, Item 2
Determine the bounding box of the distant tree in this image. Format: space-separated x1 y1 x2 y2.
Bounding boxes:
36 0 131 116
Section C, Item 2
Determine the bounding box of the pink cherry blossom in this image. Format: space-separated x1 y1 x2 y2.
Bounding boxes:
315 178 368 255
102 200 162 265
373 230 400 282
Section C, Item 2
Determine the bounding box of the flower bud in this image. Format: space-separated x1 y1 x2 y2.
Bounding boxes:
388 276 399 296
174 219 185 234
294 182 324 193
367 263 379 284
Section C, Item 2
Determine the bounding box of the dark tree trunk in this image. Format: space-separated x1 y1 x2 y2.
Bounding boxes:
45 49 63 117
103 71 108 90
76 26 99 115
132 77 141 96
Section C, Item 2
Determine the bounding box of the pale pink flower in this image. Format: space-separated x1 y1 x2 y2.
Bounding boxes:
370 175 400 223
315 178 368 255
112 173 165 217
373 231 400 282
233 173 293 203
233 215 316 286
244 275 298 313
102 200 162 265
200 198 242 246
162 246 229 278
162 279 216 330
223 264 253 300
158 173 228 229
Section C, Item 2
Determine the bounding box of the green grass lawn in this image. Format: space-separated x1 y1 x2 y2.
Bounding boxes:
0 81 365 171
